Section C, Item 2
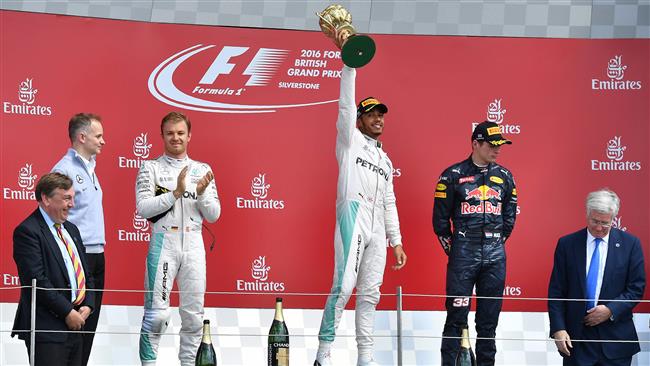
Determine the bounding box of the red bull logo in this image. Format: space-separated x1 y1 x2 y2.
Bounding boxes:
460 202 502 215
465 185 501 201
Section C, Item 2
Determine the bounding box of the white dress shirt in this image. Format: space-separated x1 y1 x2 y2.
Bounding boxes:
39 207 82 303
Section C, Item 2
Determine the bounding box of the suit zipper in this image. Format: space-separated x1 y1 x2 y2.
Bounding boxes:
371 144 382 234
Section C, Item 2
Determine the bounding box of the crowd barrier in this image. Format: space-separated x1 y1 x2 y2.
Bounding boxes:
1 281 648 366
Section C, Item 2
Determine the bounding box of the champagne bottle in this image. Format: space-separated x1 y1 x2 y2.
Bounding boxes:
195 319 217 366
454 325 476 366
268 297 289 366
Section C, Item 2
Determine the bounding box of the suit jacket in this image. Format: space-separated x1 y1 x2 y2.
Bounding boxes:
548 227 646 359
11 208 95 343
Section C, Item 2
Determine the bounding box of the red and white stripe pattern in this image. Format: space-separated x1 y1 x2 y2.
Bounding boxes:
54 223 86 305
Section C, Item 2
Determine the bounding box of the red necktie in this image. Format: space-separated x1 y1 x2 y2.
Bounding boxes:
54 223 86 305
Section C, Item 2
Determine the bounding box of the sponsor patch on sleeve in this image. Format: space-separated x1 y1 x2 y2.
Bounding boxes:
434 192 447 198
436 183 447 191
512 188 517 196
489 176 504 184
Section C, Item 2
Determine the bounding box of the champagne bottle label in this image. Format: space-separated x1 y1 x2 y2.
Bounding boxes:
275 347 289 364
268 343 289 366
268 298 289 366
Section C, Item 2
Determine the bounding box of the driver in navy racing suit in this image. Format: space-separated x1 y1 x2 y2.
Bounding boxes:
433 121 517 366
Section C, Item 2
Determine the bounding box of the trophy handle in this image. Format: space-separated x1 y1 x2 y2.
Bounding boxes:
335 25 355 48
316 11 334 29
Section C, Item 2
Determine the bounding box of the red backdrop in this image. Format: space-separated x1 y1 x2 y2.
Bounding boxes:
1 11 648 312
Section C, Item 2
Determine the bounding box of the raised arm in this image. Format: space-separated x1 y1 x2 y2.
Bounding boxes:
336 65 357 149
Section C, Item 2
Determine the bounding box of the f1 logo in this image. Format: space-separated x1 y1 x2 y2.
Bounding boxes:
198 46 289 87
199 46 248 84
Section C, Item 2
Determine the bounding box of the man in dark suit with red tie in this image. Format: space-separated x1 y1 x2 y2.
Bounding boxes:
11 172 95 366
548 189 646 365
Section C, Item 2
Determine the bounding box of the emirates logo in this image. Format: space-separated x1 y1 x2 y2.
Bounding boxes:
237 172 285 209
119 133 152 169
237 255 285 292
251 173 271 199
606 55 627 81
3 77 53 116
251 256 271 281
18 78 37 105
592 55 642 90
18 163 37 190
133 133 153 158
605 136 626 161
486 98 506 124
132 211 150 232
591 135 641 171
473 98 520 134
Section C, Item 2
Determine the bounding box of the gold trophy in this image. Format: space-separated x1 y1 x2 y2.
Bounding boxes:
317 4 376 68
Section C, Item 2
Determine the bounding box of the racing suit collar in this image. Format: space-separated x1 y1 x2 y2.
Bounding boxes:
162 154 189 168
466 154 491 172
361 132 382 148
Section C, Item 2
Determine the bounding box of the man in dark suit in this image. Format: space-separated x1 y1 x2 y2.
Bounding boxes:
548 189 645 366
11 172 95 366
52 112 106 366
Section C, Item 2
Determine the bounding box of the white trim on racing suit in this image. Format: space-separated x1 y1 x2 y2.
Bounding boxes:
318 65 403 358
135 154 220 366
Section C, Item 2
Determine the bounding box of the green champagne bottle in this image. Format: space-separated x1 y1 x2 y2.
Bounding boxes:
268 297 289 366
195 319 217 366
454 325 476 366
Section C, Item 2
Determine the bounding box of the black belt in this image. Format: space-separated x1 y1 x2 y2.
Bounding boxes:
455 230 501 239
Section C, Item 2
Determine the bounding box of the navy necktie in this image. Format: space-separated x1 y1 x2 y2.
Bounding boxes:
586 238 602 310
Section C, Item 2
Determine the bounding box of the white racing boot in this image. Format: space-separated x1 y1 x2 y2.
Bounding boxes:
313 350 332 366
357 354 380 366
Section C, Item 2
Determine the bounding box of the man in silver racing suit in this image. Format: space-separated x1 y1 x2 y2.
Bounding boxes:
136 112 221 366
314 65 407 366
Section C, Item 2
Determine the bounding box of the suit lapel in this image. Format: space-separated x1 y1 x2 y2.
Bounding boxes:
35 209 70 279
575 228 588 297
600 229 619 298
